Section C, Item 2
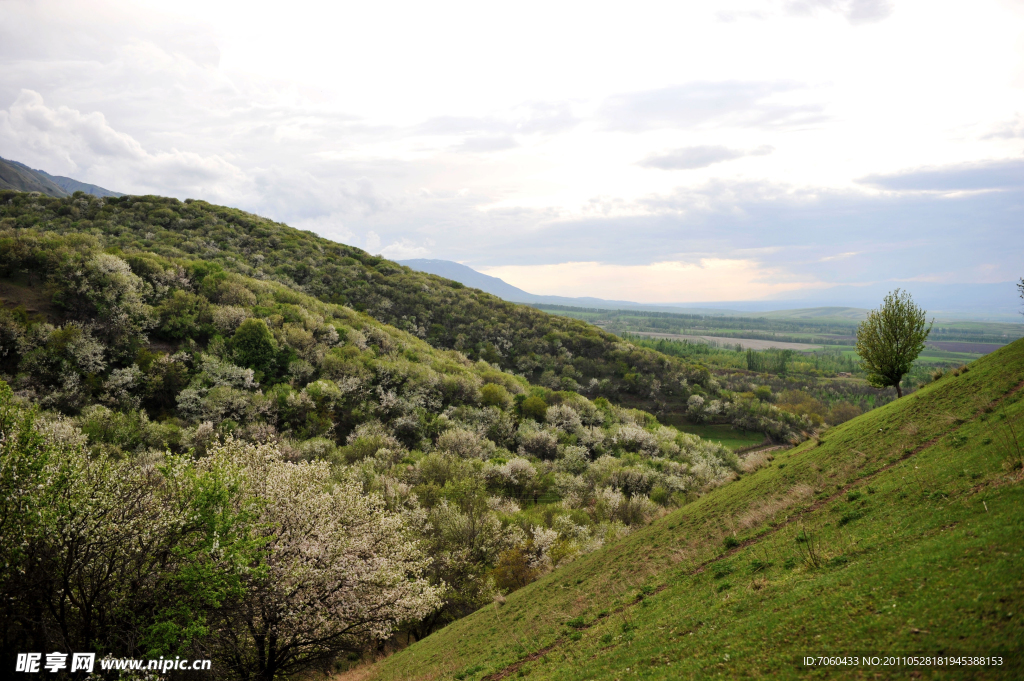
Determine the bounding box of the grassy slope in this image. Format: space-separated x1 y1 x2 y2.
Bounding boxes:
660 423 766 451
370 339 1024 680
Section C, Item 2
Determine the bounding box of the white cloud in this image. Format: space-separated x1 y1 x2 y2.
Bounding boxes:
381 238 432 260
784 0 895 24
638 145 774 170
0 90 247 197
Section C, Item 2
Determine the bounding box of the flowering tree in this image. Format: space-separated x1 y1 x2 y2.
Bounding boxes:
200 441 441 681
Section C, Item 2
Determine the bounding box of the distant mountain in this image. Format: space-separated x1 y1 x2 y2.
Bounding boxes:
398 259 540 302
399 259 1022 322
0 156 69 196
398 259 752 314
0 156 122 198
36 168 122 198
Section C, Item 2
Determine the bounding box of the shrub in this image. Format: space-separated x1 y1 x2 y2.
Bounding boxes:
480 383 512 410
520 395 548 422
493 547 536 593
232 319 277 373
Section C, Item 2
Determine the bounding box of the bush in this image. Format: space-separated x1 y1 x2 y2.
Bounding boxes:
480 383 512 410
520 395 548 422
492 548 536 593
231 318 277 373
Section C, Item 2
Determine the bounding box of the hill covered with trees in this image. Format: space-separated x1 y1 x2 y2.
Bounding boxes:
1 189 765 677
0 190 822 442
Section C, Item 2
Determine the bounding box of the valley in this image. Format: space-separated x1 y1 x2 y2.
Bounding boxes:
0 188 1020 680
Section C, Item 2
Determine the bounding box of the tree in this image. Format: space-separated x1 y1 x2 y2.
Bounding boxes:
201 440 441 681
856 289 932 398
1018 278 1023 316
232 318 277 374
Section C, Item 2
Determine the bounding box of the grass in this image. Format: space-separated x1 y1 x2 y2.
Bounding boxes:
366 338 1024 680
670 423 766 450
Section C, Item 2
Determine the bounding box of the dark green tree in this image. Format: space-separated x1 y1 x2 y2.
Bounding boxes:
519 395 548 422
855 289 932 398
157 289 211 340
231 318 277 374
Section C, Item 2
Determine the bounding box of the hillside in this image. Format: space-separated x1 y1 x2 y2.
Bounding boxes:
368 338 1024 680
0 156 69 196
0 191 823 441
35 167 123 198
0 156 121 198
0 187 763 667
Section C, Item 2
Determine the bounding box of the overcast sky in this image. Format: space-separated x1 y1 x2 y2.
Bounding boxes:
1 0 1022 304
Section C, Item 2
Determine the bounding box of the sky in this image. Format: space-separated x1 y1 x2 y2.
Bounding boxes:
1 0 1022 308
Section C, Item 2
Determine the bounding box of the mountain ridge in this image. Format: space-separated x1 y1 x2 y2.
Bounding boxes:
0 156 122 198
399 258 1022 321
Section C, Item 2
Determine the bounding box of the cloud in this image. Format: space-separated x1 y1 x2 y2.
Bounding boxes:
857 159 1024 192
417 102 579 139
437 177 1024 295
0 90 247 196
364 230 382 253
638 144 773 170
381 238 432 260
819 251 861 262
0 89 145 168
984 116 1024 140
455 135 518 153
784 0 894 24
599 81 825 132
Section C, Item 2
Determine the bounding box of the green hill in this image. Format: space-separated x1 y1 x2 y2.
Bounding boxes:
368 339 1024 680
0 188 757 665
0 190 821 441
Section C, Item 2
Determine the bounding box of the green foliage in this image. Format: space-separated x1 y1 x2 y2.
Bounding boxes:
371 339 1024 681
157 289 211 340
481 382 513 410
856 289 933 397
520 395 548 421
231 318 277 373
746 348 794 374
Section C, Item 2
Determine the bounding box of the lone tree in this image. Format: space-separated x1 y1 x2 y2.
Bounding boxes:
1018 277 1023 316
856 289 932 398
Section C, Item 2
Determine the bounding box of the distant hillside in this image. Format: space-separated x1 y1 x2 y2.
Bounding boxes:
36 168 122 198
399 259 781 315
0 156 69 196
399 259 540 302
399 259 1021 321
0 156 121 198
758 306 867 321
370 338 1024 681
